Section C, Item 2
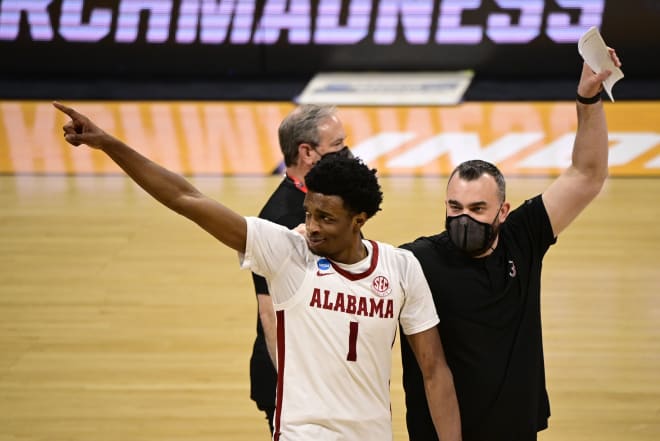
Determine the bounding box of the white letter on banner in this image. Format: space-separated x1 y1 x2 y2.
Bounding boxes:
436 0 482 44
176 0 202 43
517 133 574 168
645 155 660 169
350 132 418 164
607 133 660 166
519 132 660 169
116 0 173 43
546 0 604 43
487 0 542 43
374 0 434 44
387 132 543 168
177 0 256 44
2 102 62 173
0 0 53 41
315 0 370 44
253 0 311 44
388 133 481 168
60 0 111 42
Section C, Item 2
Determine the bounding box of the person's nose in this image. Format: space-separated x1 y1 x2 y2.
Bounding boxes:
305 215 317 230
306 216 320 234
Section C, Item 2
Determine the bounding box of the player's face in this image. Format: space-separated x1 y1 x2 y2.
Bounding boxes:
303 191 362 262
445 173 508 225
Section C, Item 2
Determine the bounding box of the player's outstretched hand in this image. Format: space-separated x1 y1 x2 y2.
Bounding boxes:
577 47 622 99
53 101 109 149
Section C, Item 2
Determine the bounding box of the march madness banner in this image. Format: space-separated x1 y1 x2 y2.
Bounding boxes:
1 1 657 78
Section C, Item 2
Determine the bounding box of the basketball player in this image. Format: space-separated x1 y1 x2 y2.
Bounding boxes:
53 101 462 441
249 104 350 435
399 50 621 441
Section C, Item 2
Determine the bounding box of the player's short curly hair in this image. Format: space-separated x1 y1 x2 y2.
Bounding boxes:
305 154 383 219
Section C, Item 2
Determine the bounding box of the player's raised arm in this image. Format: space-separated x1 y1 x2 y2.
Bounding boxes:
53 102 247 252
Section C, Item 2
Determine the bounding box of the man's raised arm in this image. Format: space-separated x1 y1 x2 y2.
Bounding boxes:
542 48 622 237
53 102 247 252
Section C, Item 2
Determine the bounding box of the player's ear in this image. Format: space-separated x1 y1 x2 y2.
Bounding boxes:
353 212 367 229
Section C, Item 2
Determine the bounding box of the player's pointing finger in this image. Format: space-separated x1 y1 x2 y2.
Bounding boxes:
53 101 82 120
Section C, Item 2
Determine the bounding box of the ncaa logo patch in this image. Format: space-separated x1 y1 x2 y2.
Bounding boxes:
372 275 391 297
317 258 331 271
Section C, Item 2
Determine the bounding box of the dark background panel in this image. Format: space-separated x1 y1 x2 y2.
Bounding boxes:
0 0 658 100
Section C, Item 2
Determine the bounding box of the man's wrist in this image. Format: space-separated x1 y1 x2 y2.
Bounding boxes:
576 91 602 104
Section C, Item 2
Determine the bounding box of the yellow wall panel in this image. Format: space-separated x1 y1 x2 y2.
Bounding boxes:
1 100 658 176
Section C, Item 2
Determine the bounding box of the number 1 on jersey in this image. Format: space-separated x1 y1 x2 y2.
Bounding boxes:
347 321 358 361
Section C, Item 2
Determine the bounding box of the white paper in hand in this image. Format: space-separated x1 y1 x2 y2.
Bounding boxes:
578 26 624 102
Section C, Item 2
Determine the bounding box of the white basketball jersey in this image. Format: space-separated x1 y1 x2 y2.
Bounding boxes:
240 217 439 441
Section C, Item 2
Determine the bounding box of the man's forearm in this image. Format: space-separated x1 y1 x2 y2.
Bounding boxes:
572 100 609 182
426 367 462 441
407 329 462 440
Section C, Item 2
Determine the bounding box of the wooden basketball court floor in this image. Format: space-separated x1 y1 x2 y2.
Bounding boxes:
1 101 659 440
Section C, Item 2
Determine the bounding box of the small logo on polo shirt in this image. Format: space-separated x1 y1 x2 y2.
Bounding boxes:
509 260 517 278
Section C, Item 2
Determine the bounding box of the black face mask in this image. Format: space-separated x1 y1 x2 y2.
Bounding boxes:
320 146 353 160
445 211 500 257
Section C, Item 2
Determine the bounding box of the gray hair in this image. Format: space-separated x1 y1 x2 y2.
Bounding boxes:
278 104 337 167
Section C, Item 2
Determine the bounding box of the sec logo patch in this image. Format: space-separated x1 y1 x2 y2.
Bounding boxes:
372 275 391 297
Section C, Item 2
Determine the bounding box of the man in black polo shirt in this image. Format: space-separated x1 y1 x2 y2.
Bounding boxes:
399 51 621 440
249 104 350 435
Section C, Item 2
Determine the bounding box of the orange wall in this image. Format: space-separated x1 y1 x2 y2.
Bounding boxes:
2 100 658 176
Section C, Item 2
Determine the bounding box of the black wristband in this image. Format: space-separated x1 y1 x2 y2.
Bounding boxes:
576 91 602 104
